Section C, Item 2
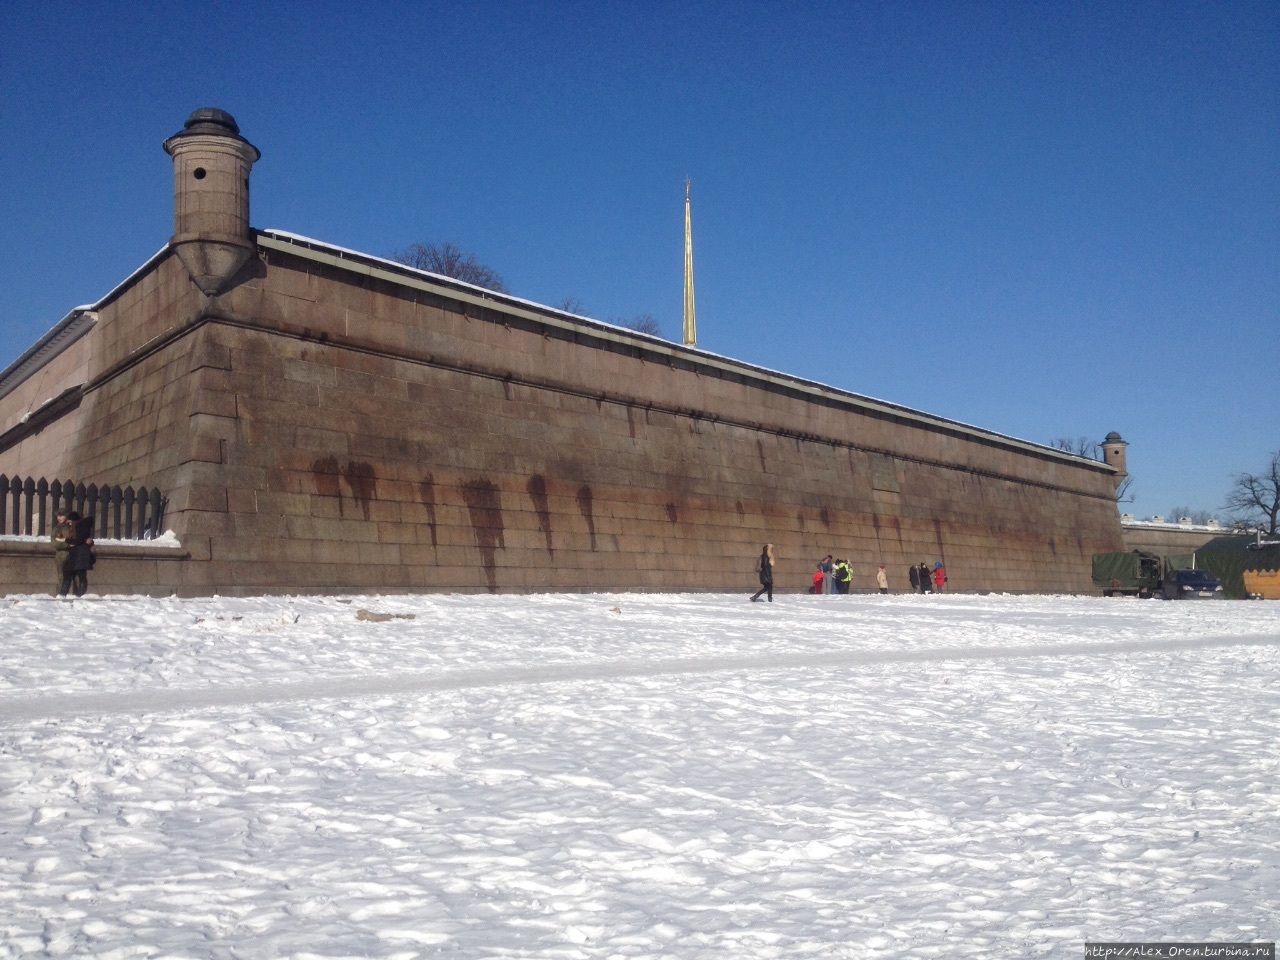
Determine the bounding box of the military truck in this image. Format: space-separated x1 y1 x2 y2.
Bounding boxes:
1092 550 1163 597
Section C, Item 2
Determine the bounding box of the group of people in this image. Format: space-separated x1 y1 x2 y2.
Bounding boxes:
810 555 894 595
908 561 947 593
52 510 96 597
751 545 944 600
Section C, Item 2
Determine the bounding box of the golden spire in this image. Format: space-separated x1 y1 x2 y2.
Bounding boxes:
683 178 697 347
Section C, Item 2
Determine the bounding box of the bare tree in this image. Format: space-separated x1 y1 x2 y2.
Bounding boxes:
551 300 662 337
1048 436 1101 459
1224 450 1280 535
554 297 589 315
616 313 663 337
390 241 509 294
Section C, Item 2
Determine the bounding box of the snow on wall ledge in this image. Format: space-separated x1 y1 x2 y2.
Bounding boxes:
0 533 188 598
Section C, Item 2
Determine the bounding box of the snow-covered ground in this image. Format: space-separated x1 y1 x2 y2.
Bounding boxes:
1 592 1277 959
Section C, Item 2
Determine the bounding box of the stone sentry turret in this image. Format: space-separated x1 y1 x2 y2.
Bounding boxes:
162 108 260 296
1102 431 1129 491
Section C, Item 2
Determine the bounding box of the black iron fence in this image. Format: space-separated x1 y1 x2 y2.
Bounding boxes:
2 475 167 541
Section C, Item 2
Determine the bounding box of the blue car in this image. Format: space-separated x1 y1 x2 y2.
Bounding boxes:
1161 568 1225 600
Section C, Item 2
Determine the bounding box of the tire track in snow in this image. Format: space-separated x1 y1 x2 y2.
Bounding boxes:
2 630 1276 724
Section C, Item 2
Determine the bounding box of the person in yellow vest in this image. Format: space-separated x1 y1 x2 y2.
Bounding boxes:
833 559 853 594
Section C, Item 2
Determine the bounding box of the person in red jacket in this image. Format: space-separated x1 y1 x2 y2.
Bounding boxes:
932 561 947 592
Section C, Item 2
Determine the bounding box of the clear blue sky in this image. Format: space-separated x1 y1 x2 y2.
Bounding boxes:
2 1 1275 518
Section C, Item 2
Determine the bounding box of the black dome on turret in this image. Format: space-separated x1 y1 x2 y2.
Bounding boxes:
164 107 258 161
182 108 241 135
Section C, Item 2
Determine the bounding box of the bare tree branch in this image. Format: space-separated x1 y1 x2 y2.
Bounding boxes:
554 297 588 315
1224 449 1280 535
390 241 509 294
622 313 663 337
1048 436 1101 459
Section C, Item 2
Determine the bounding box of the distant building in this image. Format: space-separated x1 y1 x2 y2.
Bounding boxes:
1120 516 1226 557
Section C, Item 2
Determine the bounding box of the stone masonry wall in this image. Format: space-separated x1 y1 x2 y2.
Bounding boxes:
1 236 1124 597
0 253 206 487
142 240 1121 595
1120 524 1225 558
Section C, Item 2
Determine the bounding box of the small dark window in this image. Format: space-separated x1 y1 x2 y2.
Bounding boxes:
193 167 207 180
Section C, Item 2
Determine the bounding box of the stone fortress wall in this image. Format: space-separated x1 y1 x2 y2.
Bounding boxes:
0 109 1126 596
1119 519 1228 558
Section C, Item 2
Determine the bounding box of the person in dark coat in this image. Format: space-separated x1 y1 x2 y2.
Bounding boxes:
918 562 933 594
833 559 852 594
64 512 96 597
751 543 775 602
908 564 920 593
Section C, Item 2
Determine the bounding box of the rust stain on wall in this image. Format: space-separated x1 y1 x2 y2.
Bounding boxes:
735 501 746 518
526 474 554 556
418 474 439 549
665 502 678 524
576 484 598 551
311 456 344 517
820 507 831 529
344 461 377 521
462 478 505 592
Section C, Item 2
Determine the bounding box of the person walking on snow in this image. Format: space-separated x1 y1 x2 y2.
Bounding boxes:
876 565 889 594
751 543 775 602
908 564 920 593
